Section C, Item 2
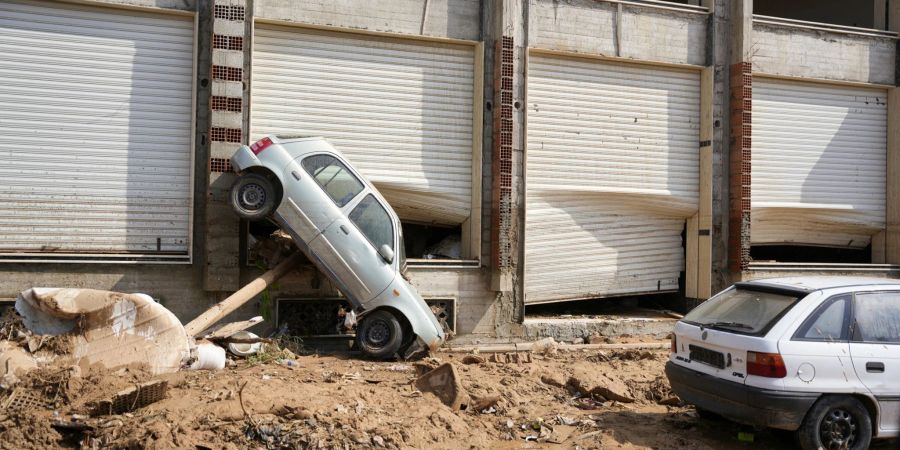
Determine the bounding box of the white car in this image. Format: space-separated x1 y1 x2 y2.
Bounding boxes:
229 135 445 359
666 277 900 450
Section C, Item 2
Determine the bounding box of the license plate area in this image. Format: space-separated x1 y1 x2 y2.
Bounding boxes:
689 344 725 369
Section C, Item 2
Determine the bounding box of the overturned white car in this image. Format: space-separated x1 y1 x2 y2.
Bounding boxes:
230 135 446 359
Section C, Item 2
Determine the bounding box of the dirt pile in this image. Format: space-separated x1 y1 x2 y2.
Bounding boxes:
0 343 811 450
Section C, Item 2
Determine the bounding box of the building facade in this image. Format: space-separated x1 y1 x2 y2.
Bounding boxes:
1 0 898 339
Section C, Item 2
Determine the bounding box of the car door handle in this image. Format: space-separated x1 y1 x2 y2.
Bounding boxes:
291 170 301 181
866 362 885 373
339 225 349 235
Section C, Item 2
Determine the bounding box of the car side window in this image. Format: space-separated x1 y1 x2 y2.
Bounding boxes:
349 194 393 253
852 292 900 344
301 155 364 207
793 295 849 341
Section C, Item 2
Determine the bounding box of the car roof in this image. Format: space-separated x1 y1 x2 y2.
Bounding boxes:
740 276 900 294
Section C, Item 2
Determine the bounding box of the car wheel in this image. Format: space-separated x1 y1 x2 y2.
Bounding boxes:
230 173 277 221
797 396 872 450
356 310 404 359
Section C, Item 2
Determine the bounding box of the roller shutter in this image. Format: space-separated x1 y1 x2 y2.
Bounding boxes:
251 24 476 226
525 53 700 304
0 1 195 258
751 78 887 248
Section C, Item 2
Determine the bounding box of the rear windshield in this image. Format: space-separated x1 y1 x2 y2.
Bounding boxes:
683 287 802 335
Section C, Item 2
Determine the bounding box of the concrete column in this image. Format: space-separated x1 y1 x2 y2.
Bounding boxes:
488 0 527 330
727 0 753 281
203 0 252 291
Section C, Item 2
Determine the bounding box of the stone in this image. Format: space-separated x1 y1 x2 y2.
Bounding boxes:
415 363 469 410
566 368 634 403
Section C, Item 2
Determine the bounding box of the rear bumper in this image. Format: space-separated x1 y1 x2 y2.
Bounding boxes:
666 361 818 430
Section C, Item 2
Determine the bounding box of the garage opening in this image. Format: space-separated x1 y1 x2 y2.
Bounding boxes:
754 0 880 29
402 223 463 262
750 245 872 264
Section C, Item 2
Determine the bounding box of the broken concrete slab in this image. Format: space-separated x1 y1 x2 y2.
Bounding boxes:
414 363 469 411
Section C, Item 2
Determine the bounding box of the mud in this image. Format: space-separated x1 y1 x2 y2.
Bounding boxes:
2 345 876 450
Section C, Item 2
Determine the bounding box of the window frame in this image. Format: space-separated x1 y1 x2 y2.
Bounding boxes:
300 153 365 208
849 290 900 345
348 193 395 255
791 294 852 342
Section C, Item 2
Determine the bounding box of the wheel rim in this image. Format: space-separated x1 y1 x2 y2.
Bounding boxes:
819 408 857 449
238 183 267 210
364 319 392 348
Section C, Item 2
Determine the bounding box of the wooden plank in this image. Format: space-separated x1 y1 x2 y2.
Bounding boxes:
872 230 886 264
698 66 714 299
685 214 699 299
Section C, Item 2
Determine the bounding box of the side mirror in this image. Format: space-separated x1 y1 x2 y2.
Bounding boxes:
378 244 394 264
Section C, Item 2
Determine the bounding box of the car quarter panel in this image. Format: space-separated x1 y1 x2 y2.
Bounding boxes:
775 291 869 396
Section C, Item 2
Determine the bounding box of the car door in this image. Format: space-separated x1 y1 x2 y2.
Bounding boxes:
849 291 900 435
277 154 364 243
311 194 396 305
780 294 863 394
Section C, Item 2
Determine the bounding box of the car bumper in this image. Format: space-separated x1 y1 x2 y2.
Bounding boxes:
666 361 818 431
230 145 261 172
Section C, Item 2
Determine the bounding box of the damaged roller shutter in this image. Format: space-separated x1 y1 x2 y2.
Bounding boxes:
0 1 194 258
751 78 887 249
251 25 475 226
525 52 700 304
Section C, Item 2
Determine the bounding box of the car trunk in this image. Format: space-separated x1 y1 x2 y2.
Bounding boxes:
672 283 807 384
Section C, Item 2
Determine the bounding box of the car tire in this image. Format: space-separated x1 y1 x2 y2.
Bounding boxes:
797 395 872 450
230 173 277 221
356 310 404 359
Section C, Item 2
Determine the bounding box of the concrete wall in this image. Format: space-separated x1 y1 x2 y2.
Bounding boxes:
751 23 896 85
83 0 197 12
254 0 481 41
528 0 707 66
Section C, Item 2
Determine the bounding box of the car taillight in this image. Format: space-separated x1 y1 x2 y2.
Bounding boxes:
250 137 273 155
670 334 677 353
747 351 786 378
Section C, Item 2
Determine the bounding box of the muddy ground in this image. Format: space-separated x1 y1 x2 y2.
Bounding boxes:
6 341 895 450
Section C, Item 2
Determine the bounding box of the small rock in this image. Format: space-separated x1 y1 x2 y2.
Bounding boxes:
372 435 385 447
461 355 485 365
586 334 605 345
571 338 584 345
531 337 558 356
350 431 369 444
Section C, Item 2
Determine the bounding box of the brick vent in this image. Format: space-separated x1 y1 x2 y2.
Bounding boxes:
209 158 234 173
491 36 515 270
213 4 245 21
210 127 242 143
728 62 752 272
212 65 242 82
211 96 242 112
213 35 243 51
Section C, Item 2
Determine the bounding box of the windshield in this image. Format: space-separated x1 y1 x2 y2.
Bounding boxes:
683 287 802 335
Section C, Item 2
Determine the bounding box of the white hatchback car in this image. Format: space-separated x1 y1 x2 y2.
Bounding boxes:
667 277 900 450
